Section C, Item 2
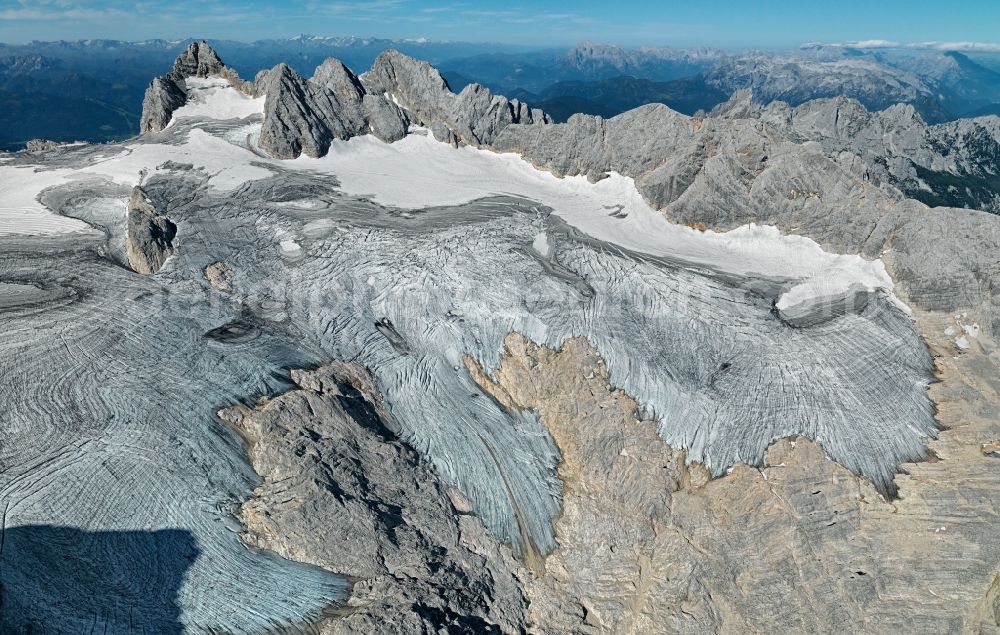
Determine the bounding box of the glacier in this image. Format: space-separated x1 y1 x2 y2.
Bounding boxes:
0 77 936 631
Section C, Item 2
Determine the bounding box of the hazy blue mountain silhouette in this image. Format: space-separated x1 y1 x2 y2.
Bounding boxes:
1 525 195 633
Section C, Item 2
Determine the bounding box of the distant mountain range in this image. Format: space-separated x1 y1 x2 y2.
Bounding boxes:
3 37 1000 150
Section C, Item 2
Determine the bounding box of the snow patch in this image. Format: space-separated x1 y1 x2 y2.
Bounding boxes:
532 232 552 258
0 164 96 236
169 77 264 124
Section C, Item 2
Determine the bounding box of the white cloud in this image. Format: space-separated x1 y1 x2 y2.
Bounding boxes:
916 41 1000 52
819 39 1000 53
846 39 900 48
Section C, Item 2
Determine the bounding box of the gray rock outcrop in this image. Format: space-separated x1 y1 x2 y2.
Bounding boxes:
140 76 188 133
203 261 234 292
170 40 228 79
256 60 408 159
218 362 527 634
363 49 550 147
711 90 1000 213
254 49 550 159
125 186 175 274
23 139 64 153
140 44 551 158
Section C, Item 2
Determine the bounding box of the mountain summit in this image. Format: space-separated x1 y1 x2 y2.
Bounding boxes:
140 41 248 132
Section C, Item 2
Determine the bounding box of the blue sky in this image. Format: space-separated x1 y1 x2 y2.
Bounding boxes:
2 0 999 49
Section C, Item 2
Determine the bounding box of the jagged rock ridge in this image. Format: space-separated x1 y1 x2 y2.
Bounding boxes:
143 43 552 158
254 60 408 159
255 49 551 158
711 90 1000 213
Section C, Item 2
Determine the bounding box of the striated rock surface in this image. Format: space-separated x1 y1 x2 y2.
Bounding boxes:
218 361 527 634
256 60 407 159
711 90 1000 213
472 329 1000 634
363 49 550 147
125 185 175 274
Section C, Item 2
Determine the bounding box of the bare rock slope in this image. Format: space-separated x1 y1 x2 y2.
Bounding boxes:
218 362 527 634
712 90 1000 213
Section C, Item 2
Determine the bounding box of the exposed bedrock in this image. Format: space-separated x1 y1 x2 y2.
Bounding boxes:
171 40 229 79
256 60 408 159
363 50 550 146
203 260 234 292
141 43 551 157
218 361 528 634
254 49 550 159
712 90 1000 214
141 75 188 133
125 185 176 274
23 138 65 153
472 329 1000 634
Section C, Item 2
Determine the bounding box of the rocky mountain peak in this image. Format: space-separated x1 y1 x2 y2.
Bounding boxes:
252 49 550 158
311 58 365 101
364 49 454 117
171 40 226 79
881 102 924 126
709 88 760 118
140 40 247 133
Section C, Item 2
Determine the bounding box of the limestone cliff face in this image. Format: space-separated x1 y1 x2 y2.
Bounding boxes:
125 186 175 274
170 40 229 79
255 60 408 159
254 49 550 159
363 49 550 147
140 76 187 133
